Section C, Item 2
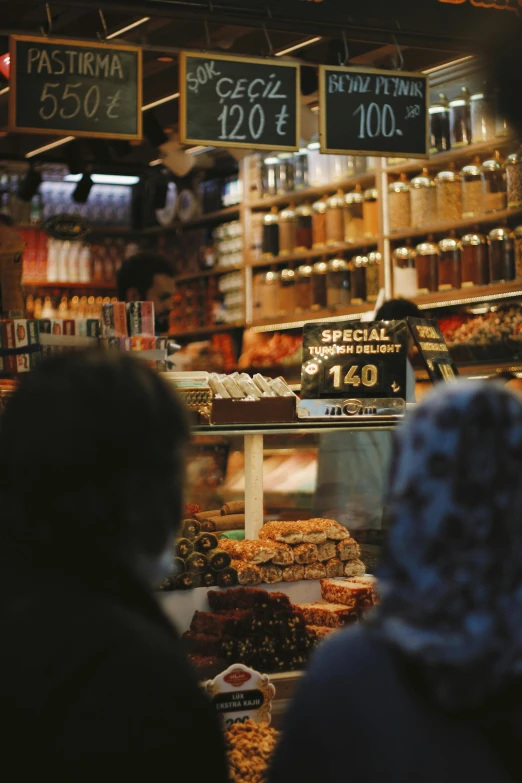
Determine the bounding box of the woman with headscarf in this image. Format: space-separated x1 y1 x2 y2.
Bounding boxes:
270 381 522 783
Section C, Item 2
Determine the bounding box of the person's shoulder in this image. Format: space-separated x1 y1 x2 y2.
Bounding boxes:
306 626 391 687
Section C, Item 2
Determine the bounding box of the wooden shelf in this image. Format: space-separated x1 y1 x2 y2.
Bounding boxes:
414 280 522 310
175 264 243 283
170 321 244 340
386 207 522 243
142 205 240 235
248 238 379 269
246 173 375 211
248 304 372 333
384 136 518 176
23 279 116 290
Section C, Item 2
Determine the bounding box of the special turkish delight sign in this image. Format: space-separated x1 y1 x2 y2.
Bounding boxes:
407 317 459 383
205 664 275 727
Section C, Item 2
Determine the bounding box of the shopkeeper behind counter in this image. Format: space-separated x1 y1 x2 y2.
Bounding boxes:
117 252 176 335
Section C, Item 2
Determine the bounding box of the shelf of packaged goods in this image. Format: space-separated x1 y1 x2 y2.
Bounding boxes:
415 361 522 382
22 279 116 290
413 280 522 310
386 206 522 243
170 322 244 340
175 264 244 283
248 305 373 333
248 238 379 269
246 173 376 211
142 205 240 235
384 136 518 176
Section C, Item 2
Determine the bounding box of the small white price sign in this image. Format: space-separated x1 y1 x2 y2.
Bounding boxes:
205 664 275 727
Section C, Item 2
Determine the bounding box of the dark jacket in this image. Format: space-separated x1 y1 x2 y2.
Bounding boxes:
270 628 516 783
0 555 229 778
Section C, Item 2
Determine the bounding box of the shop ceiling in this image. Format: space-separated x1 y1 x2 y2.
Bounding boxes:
0 0 516 168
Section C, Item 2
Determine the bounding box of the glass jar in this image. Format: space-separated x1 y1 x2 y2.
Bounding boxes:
410 172 436 228
262 157 279 197
429 94 451 154
388 178 411 232
325 190 345 246
327 258 350 308
293 149 309 190
277 153 295 194
435 169 462 223
345 156 356 178
366 251 381 302
344 189 364 243
329 155 349 183
438 236 461 291
460 233 489 287
393 246 417 298
261 208 279 258
363 188 379 237
350 255 367 303
261 270 280 319
311 261 328 309
312 197 328 248
481 157 507 213
488 227 515 282
279 268 296 315
449 88 471 148
470 92 495 143
461 162 483 218
295 264 313 311
506 150 522 208
354 156 367 175
514 226 522 279
295 203 313 250
252 272 264 321
307 142 329 187
278 206 297 256
415 241 439 294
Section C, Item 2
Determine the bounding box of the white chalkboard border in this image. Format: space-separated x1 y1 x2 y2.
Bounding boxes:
318 64 429 158
8 34 143 141
179 51 301 152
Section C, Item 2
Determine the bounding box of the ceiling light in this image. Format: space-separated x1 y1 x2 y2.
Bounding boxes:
64 173 140 185
106 16 150 39
0 86 9 96
186 146 214 156
149 159 162 167
157 56 174 63
275 37 322 57
423 55 473 74
26 136 75 159
142 92 180 111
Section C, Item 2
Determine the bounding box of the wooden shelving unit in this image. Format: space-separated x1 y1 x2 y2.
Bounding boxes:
142 205 240 235
413 280 522 310
171 321 244 340
384 136 518 176
386 206 522 243
175 264 243 283
248 304 372 333
246 172 375 211
23 279 116 290
248 237 379 269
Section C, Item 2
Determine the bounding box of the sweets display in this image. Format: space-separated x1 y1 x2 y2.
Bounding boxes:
320 577 376 610
225 720 279 783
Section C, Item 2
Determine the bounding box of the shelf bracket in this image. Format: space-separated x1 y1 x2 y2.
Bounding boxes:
244 433 264 539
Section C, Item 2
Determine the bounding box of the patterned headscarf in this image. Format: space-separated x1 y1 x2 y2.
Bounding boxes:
372 381 522 710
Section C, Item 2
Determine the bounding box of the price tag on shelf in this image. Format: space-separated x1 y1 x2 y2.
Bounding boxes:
319 65 428 158
9 35 142 140
408 317 459 383
205 664 275 728
179 52 300 151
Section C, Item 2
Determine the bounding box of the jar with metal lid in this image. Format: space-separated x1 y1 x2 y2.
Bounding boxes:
277 153 295 194
366 251 381 302
262 157 279 197
295 203 313 250
514 226 522 278
415 241 439 294
278 205 297 256
488 227 515 282
470 91 495 143
393 246 417 298
295 263 313 311
460 233 489 286
350 255 367 303
327 258 350 308
435 169 462 223
388 177 411 233
262 208 280 258
312 196 327 248
438 235 461 291
279 267 296 315
344 188 364 243
325 190 345 246
363 188 379 237
481 155 506 213
506 150 522 208
461 161 483 218
311 260 328 309
449 87 472 148
410 171 436 228
307 142 329 187
261 270 280 319
293 149 309 191
429 93 451 154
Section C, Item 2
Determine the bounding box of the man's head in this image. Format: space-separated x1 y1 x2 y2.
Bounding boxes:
117 252 176 333
374 298 422 321
0 352 189 582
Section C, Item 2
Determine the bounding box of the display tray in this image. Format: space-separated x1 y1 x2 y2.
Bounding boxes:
210 397 296 425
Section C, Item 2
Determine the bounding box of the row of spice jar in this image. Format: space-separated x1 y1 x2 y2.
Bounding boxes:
393 226 522 297
389 150 522 233
261 188 379 258
253 255 382 321
429 88 512 155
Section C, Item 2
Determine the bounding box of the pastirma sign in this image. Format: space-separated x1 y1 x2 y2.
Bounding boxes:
180 52 300 151
9 35 142 140
301 320 409 400
319 65 428 157
407 317 459 383
205 664 275 728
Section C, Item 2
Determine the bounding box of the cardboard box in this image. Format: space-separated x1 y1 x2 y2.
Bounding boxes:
101 303 128 338
127 301 155 337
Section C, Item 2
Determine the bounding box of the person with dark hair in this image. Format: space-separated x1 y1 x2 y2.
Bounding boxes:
374 297 422 321
271 381 522 783
0 352 229 777
117 252 176 333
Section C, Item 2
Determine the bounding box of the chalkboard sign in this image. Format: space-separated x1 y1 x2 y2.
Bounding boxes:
407 318 459 383
319 65 428 157
179 52 300 151
9 35 142 140
301 320 409 400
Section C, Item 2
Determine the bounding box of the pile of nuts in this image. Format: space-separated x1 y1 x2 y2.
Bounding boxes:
225 719 279 783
